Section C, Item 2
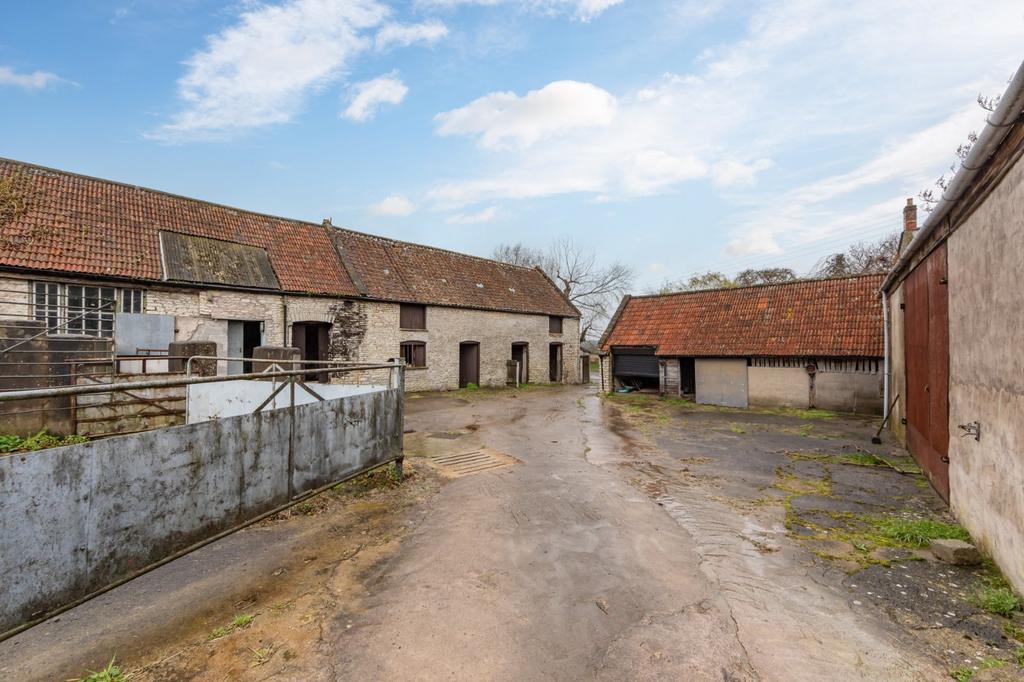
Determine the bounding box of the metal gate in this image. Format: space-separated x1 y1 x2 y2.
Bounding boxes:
904 243 950 500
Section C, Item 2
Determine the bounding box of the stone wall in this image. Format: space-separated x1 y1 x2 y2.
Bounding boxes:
0 275 582 393
393 305 580 392
0 277 29 320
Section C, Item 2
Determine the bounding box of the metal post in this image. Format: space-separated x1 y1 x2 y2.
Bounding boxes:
395 360 405 482
882 290 891 420
287 375 296 499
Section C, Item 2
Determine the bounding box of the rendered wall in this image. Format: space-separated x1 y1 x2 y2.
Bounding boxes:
888 283 908 444
748 367 808 408
0 387 402 634
945 154 1024 594
815 371 882 414
695 359 748 408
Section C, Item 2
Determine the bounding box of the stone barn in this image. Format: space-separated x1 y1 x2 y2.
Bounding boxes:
0 158 580 393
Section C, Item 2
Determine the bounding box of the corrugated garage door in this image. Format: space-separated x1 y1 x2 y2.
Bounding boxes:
612 347 659 378
695 358 748 408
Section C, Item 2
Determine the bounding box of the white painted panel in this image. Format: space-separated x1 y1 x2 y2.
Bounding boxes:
186 379 386 423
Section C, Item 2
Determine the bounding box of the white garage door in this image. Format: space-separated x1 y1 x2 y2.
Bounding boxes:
695 359 748 408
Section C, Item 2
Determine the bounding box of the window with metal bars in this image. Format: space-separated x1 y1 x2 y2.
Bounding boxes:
400 341 427 368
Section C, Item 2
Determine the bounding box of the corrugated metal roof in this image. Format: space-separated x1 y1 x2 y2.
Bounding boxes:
160 231 280 290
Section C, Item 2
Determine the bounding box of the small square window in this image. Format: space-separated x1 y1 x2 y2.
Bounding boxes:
400 303 427 330
549 316 563 334
400 341 426 368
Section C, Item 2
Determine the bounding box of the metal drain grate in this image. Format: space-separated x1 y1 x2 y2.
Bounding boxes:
427 448 517 477
429 432 463 440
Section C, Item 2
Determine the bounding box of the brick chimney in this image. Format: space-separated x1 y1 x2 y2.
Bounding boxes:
903 198 917 232
898 198 918 256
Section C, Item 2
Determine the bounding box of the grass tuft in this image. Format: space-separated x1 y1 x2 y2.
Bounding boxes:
971 574 1021 617
233 613 255 628
209 625 232 640
74 658 125 682
869 516 970 548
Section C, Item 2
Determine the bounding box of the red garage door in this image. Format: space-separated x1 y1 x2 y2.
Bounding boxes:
904 243 950 501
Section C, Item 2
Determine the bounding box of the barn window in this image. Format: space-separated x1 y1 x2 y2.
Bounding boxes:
31 282 144 337
400 341 427 368
400 303 427 330
549 316 563 334
120 289 145 314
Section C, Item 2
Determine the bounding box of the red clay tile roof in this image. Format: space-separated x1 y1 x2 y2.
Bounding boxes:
601 275 883 358
0 158 577 317
331 229 578 316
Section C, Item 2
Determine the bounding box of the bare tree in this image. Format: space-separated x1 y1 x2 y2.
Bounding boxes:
491 243 547 268
808 231 899 278
734 267 797 286
491 238 634 342
651 271 735 293
653 267 796 294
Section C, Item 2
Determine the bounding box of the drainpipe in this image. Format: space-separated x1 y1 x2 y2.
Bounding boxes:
282 297 289 346
882 290 890 419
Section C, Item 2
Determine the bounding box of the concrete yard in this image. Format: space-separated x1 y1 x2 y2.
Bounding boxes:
3 385 1023 680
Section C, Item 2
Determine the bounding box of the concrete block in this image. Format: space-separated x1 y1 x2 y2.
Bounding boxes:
168 341 217 375
929 538 981 565
252 346 301 376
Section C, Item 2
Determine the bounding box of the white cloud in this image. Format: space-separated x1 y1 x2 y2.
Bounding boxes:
343 73 408 121
712 159 774 188
416 0 623 21
435 80 617 149
446 206 499 224
722 102 990 257
375 20 448 50
427 0 1024 232
150 0 389 140
369 194 417 216
0 66 66 90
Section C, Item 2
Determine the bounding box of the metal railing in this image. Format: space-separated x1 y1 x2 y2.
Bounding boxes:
0 355 406 441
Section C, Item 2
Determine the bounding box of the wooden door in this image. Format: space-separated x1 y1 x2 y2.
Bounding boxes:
459 342 480 388
904 243 950 500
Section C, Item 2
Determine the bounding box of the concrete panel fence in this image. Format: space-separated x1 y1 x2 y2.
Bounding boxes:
0 363 404 637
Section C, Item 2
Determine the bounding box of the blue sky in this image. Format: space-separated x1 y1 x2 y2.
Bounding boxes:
2 0 1022 290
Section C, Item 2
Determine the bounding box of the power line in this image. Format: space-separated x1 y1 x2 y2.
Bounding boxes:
666 219 897 284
